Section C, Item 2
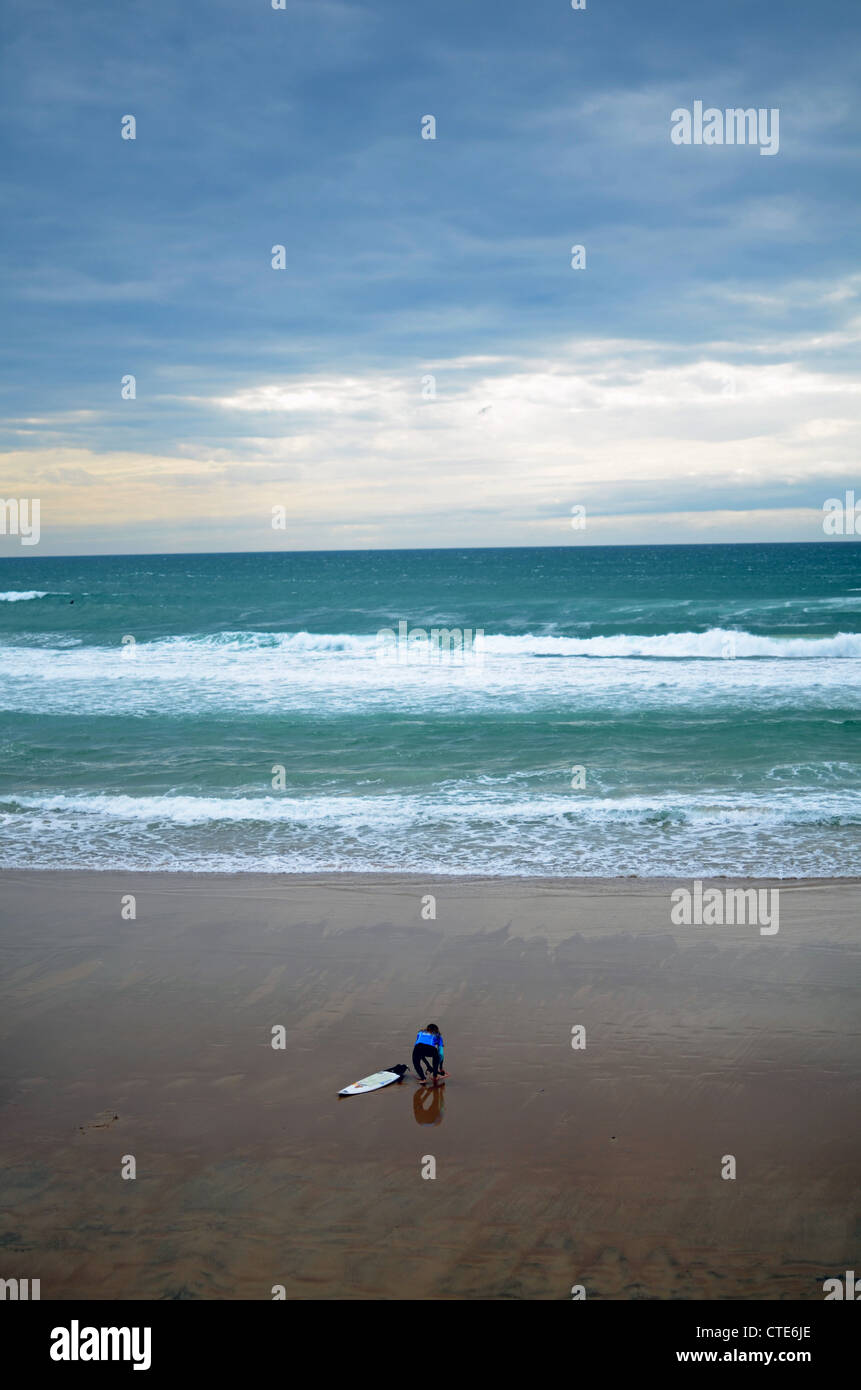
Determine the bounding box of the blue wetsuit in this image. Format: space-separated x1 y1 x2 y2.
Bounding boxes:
412 1030 444 1079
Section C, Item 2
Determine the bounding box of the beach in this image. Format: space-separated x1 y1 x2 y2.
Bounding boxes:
1 870 857 1300
2 0 859 1334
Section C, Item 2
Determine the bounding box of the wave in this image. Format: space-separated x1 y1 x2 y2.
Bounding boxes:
158 627 861 658
481 628 861 659
3 788 859 828
155 630 373 654
0 590 49 602
2 788 859 876
1 628 859 721
3 625 860 659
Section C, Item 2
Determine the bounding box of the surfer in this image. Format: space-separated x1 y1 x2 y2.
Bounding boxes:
413 1023 445 1082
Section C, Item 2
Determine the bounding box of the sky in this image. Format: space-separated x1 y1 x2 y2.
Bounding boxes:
1 0 859 555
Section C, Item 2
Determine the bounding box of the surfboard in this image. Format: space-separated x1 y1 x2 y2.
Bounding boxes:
338 1069 404 1097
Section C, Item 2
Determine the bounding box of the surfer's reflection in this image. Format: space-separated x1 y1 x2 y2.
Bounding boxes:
413 1082 445 1126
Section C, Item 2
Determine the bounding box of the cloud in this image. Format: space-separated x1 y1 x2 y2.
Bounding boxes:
1 0 859 555
2 327 857 552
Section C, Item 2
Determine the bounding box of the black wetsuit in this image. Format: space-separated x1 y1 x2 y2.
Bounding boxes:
412 1034 444 1080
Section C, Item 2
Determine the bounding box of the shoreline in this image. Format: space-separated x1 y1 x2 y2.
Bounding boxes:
3 867 860 883
1 870 858 1299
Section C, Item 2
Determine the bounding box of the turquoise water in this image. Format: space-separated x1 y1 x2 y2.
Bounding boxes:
1 543 859 875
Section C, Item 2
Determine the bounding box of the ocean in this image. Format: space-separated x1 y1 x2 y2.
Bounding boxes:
0 543 859 877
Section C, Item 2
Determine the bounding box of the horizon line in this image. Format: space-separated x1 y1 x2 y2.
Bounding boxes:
1 538 859 563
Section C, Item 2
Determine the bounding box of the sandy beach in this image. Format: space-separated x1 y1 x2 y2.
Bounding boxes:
0 870 857 1300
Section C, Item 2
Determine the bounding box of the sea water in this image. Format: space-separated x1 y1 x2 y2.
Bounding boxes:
0 543 858 876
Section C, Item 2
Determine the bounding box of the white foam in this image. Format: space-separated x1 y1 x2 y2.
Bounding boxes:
134 627 861 659
1 786 858 877
481 628 861 659
0 624 858 720
3 787 858 829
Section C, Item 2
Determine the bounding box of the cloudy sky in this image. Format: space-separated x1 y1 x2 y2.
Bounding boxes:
1 0 859 554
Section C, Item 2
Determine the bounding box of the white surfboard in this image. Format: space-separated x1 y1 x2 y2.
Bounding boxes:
338 1069 403 1097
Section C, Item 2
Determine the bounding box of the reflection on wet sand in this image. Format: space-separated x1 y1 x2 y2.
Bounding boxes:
413 1083 445 1126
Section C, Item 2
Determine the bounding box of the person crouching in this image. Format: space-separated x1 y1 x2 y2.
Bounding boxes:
413 1023 445 1082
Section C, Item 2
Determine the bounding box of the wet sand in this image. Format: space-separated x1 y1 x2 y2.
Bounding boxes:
0 871 858 1300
